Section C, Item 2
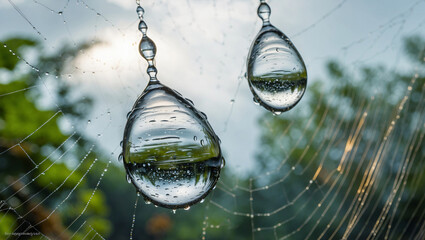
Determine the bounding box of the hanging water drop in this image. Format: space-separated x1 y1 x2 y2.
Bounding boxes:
247 1 307 114
121 2 224 210
123 83 223 209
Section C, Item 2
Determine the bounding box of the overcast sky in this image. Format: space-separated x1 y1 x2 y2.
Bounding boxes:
1 0 424 174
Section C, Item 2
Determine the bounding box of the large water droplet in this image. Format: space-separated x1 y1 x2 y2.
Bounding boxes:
122 82 223 209
247 2 307 113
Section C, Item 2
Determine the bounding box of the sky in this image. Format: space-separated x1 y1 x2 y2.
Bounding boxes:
0 0 424 175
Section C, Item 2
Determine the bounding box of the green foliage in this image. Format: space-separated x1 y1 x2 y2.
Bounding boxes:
0 79 66 145
254 35 424 239
0 37 111 239
404 35 425 64
36 160 85 191
1 33 423 239
0 38 37 71
0 213 15 236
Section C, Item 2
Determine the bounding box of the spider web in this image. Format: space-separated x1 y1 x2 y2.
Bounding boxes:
0 0 424 239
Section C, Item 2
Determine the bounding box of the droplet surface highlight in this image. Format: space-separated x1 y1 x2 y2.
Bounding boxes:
122 82 224 209
247 1 307 113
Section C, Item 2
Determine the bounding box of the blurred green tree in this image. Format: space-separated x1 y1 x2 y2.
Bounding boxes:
0 38 111 239
0 34 423 240
251 35 424 239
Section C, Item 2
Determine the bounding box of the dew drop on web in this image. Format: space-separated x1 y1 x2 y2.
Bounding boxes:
247 0 307 114
120 4 224 210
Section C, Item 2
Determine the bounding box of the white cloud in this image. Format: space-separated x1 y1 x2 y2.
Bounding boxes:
105 0 134 10
0 0 25 9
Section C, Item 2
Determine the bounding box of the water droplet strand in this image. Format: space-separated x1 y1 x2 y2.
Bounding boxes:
120 1 224 210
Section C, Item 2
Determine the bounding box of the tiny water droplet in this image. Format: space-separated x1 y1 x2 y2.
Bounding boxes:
138 20 148 34
184 206 190 210
257 2 271 25
136 6 144 19
247 1 307 113
126 174 132 183
139 36 157 62
172 209 176 214
87 120 91 124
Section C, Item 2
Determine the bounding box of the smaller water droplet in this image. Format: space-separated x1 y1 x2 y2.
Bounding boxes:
139 36 157 62
126 175 131 183
257 2 271 25
172 209 176 214
247 1 307 113
58 11 63 15
193 136 197 141
136 6 144 19
138 20 147 35
87 120 91 124
184 206 190 211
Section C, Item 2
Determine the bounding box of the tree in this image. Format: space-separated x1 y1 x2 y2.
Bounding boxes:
252 35 424 239
0 38 111 239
